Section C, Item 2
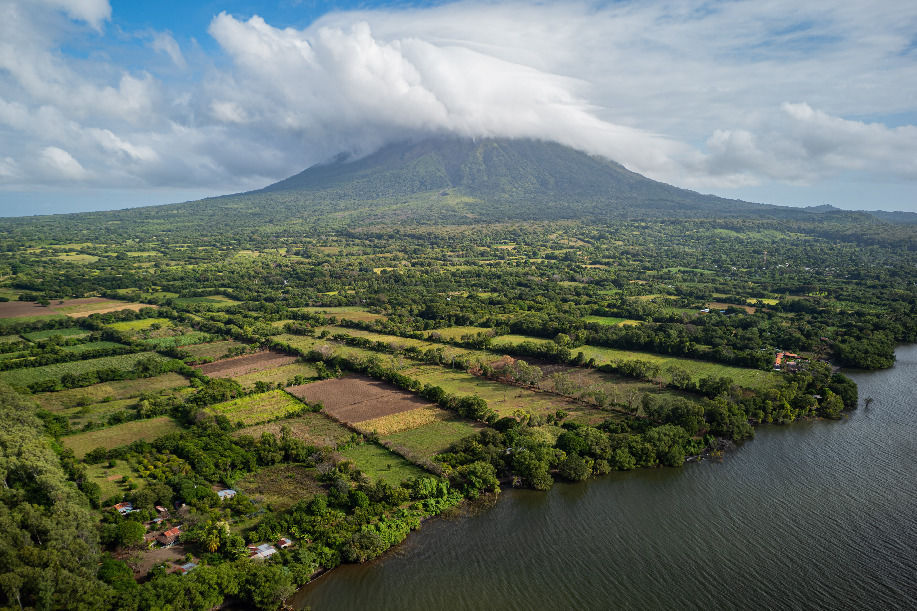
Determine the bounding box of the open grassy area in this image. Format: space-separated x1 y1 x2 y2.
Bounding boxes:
33 372 189 410
234 411 352 448
21 327 91 341
235 464 325 511
55 397 138 430
106 317 173 332
182 340 247 361
85 460 135 501
339 442 427 485
173 295 240 308
492 334 778 389
297 306 386 322
231 362 318 389
382 417 484 461
140 331 214 350
583 315 642 326
427 326 491 340
62 416 181 458
206 390 306 426
0 352 173 391
59 341 126 354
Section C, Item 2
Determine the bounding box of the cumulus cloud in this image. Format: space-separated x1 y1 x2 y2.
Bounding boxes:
1 0 917 209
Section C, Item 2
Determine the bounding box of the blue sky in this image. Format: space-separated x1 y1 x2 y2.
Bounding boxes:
1 0 916 216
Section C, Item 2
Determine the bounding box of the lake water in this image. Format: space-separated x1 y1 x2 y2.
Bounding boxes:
297 345 917 610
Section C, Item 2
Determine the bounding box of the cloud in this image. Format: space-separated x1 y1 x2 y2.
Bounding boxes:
1 0 917 208
150 31 186 69
35 0 110 30
39 146 88 180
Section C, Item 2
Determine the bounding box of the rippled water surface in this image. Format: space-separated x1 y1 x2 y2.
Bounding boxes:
297 345 917 610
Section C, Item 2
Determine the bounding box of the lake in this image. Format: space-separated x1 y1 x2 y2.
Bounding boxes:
297 344 917 609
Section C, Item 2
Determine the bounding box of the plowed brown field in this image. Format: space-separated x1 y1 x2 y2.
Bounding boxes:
286 375 433 424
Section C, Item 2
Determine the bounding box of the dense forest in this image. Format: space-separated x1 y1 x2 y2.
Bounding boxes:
0 137 914 609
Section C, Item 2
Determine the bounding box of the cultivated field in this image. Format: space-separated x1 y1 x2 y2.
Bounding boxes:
286 375 434 425
0 352 173 390
140 332 214 350
197 350 298 378
0 301 66 319
355 406 448 436
33 372 189 410
231 362 317 389
63 416 180 458
51 298 155 318
234 411 352 448
339 442 427 485
206 390 306 426
106 317 173 332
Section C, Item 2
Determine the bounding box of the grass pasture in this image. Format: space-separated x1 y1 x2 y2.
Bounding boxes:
234 411 352 448
62 416 180 458
339 442 427 485
33 372 189 410
55 398 138 430
182 340 248 361
0 352 173 391
492 334 777 390
428 326 491 340
382 417 484 461
173 295 239 308
583 315 642 326
21 327 91 341
206 390 305 426
297 306 386 322
140 331 214 350
85 460 135 501
236 464 325 511
106 317 173 332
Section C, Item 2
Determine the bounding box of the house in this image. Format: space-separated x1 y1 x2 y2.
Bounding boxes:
143 532 158 549
277 537 292 549
177 562 197 575
248 543 277 559
155 505 168 514
157 526 181 547
113 502 133 515
216 489 237 501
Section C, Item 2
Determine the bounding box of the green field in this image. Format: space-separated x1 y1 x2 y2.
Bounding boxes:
21 327 91 341
339 442 427 485
59 341 126 354
427 326 491 340
207 390 306 426
583 315 642 326
235 411 352 448
34 372 189 410
140 331 214 349
382 418 484 461
231 362 318 388
182 340 247 361
106 317 173 332
173 295 239 308
62 416 180 458
236 464 325 511
85 460 135 501
297 306 386 322
492 335 777 389
55 397 138 430
0 352 173 390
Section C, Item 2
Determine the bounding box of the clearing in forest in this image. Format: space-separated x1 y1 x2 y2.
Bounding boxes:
427 326 492 340
234 411 352 448
286 375 433 425
236 464 325 511
206 389 306 426
196 350 297 378
63 416 180 458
